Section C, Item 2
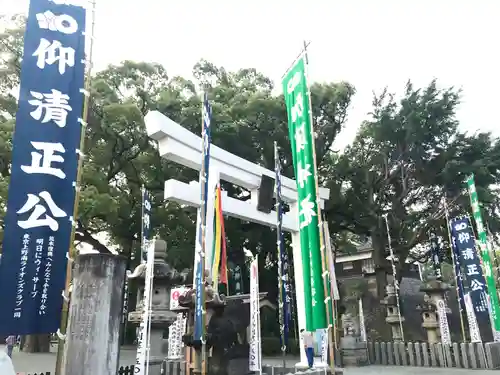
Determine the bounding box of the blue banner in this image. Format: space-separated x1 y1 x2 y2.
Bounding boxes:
450 226 466 312
0 0 86 335
429 233 443 280
194 93 212 341
451 217 489 316
140 188 152 263
275 144 290 347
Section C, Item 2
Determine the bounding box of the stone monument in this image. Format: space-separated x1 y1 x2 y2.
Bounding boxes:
128 239 189 362
64 254 126 375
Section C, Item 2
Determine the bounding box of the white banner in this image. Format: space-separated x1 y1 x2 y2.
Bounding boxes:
486 294 500 342
465 293 482 343
249 257 262 372
135 240 155 375
323 222 339 300
167 313 187 359
436 299 451 345
359 298 367 342
320 329 328 364
170 286 189 310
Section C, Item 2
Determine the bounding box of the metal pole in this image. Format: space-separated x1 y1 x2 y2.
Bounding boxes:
54 1 96 374
303 41 335 373
383 214 405 342
199 95 209 375
281 41 311 79
443 198 467 342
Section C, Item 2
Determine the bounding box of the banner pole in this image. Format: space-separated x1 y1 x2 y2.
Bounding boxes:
443 198 467 342
302 41 335 373
274 141 287 374
54 1 96 374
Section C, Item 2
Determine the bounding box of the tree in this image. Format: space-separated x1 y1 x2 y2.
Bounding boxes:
0 15 355 346
325 80 500 297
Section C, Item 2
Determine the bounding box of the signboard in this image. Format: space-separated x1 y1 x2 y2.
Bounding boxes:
169 286 189 311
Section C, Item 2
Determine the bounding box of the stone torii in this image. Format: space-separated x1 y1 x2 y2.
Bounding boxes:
144 110 330 368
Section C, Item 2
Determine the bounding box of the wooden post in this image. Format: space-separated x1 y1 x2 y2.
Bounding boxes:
63 254 126 375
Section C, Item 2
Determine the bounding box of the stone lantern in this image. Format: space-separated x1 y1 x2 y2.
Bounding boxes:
381 283 405 341
419 279 450 343
127 239 189 362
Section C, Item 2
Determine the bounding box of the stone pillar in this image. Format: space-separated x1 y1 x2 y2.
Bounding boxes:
64 254 126 375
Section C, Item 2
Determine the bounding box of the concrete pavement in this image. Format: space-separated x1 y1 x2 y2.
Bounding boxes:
1 345 494 374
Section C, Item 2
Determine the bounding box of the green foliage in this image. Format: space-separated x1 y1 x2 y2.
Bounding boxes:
0 17 354 298
324 80 500 280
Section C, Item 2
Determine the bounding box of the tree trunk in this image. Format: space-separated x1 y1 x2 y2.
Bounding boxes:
22 334 51 353
371 218 388 300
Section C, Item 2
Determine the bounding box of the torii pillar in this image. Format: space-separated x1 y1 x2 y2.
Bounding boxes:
144 111 330 368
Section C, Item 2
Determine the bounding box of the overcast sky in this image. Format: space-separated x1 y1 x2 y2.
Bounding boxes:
2 0 499 149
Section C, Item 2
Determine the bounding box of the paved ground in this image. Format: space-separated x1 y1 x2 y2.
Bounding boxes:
1 345 493 374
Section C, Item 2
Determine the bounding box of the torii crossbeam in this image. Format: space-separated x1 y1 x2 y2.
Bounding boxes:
145 110 330 368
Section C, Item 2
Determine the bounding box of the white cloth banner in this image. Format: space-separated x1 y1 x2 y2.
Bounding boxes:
436 299 451 345
249 257 262 372
465 293 482 343
320 329 328 364
486 294 500 342
323 222 339 300
135 240 155 375
168 313 187 359
359 298 367 342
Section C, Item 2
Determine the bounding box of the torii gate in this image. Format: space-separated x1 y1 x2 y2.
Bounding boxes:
144 110 330 367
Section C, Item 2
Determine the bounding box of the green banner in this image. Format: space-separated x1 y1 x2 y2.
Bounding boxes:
282 56 327 330
466 174 500 337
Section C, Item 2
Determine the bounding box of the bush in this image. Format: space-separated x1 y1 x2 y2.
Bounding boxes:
261 336 300 356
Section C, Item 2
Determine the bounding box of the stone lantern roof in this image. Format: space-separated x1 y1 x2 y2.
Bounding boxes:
127 239 190 285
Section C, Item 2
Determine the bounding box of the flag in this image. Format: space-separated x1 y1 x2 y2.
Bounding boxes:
275 142 290 348
450 218 488 316
193 93 212 342
135 240 155 375
211 187 222 288
210 185 228 291
0 0 87 335
282 55 326 330
219 188 228 287
466 174 500 341
141 189 152 263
